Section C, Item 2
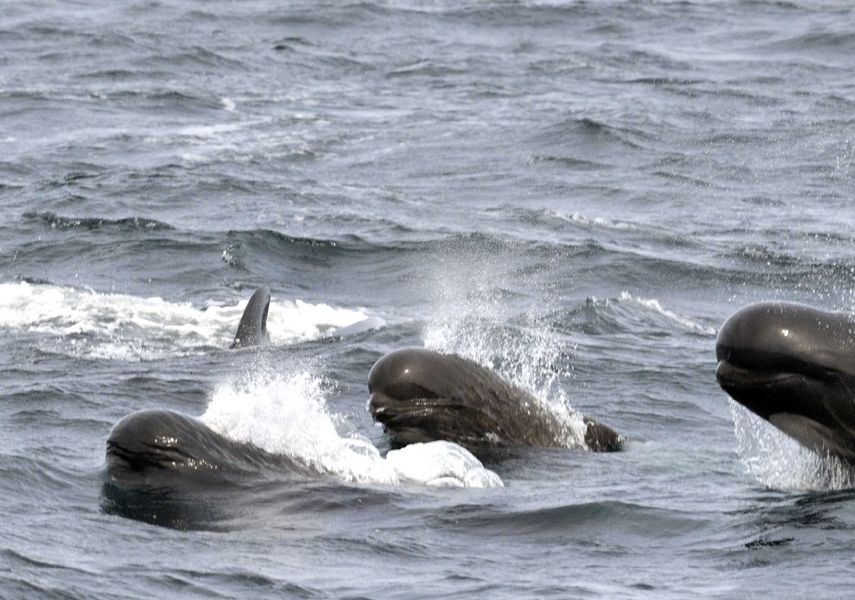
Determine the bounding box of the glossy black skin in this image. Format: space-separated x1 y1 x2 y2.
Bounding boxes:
368 348 623 457
104 287 284 501
716 302 855 463
105 409 308 491
231 286 270 349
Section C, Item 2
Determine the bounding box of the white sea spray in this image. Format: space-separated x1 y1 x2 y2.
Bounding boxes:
201 369 503 488
730 400 855 491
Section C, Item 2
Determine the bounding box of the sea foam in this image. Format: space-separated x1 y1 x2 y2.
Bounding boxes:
201 369 503 488
0 281 370 360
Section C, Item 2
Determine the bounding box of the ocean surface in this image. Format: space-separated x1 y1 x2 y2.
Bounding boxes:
2 0 855 597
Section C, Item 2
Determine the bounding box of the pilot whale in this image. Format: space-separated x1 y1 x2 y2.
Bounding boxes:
716 301 855 465
105 287 389 493
105 290 301 490
105 408 311 491
368 348 623 456
229 285 385 349
231 286 270 349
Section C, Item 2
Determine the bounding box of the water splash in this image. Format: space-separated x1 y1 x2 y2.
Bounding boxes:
201 368 503 488
419 245 588 448
730 400 855 491
386 442 504 488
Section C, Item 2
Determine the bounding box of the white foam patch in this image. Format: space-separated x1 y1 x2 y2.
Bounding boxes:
386 442 504 488
618 291 716 335
178 122 249 138
0 281 368 361
551 210 637 231
201 371 503 488
729 400 855 491
266 300 369 344
153 116 317 165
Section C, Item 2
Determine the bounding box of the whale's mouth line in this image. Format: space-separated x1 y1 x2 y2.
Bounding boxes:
715 356 852 437
368 391 505 447
715 360 805 390
369 392 481 419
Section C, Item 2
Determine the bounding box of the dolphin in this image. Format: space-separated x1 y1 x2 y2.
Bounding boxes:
105 285 389 494
716 301 855 464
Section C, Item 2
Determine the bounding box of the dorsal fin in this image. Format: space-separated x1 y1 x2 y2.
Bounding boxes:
231 286 271 349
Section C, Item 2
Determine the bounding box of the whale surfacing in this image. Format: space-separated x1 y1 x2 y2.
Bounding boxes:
231 286 270 349
368 348 623 456
105 287 286 493
716 301 855 464
105 409 308 490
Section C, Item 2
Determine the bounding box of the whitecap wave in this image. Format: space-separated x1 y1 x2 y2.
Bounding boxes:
730 400 855 492
550 210 637 231
201 370 503 488
617 291 716 335
0 281 369 360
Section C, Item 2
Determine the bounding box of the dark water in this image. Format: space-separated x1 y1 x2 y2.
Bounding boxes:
3 0 855 597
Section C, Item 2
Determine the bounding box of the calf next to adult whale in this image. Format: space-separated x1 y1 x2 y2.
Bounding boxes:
368 348 623 456
716 302 855 464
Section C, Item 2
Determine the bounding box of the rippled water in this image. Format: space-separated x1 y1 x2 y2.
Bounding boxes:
2 1 855 598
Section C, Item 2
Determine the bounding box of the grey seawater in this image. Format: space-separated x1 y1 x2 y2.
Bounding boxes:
2 0 855 598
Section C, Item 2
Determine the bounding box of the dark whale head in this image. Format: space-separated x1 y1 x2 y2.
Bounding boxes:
368 348 623 454
231 286 270 349
716 302 855 463
105 409 297 491
103 409 310 529
107 409 241 489
368 348 507 449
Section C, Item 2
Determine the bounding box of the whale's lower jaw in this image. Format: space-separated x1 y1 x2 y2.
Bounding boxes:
763 412 855 464
717 360 855 465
